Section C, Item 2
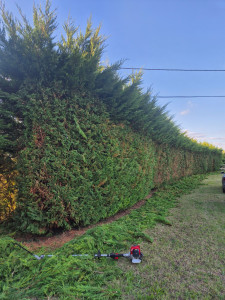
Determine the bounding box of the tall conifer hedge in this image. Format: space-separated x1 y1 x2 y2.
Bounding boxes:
0 1 222 233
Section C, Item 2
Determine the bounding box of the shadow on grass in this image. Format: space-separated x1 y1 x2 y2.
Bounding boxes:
204 201 225 212
197 185 223 195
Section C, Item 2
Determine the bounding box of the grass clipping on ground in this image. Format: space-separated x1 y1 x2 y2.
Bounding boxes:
110 174 225 299
1 173 224 299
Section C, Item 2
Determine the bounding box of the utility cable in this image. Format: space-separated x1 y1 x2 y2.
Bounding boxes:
157 95 225 99
121 67 225 72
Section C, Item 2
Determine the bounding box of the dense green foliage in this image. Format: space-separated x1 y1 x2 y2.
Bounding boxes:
222 151 225 164
0 174 207 299
0 171 17 222
13 91 157 232
0 1 222 232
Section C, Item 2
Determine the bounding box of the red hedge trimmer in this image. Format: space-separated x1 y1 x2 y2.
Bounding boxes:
13 243 143 264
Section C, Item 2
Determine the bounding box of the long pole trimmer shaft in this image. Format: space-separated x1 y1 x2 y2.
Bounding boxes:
13 243 143 264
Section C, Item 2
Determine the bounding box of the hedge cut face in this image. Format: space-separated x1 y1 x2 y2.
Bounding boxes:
13 243 143 264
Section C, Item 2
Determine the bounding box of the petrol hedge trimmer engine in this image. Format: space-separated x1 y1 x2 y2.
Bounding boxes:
13 243 143 264
94 245 143 264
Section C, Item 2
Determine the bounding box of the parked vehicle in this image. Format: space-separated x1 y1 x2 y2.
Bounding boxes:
222 171 225 193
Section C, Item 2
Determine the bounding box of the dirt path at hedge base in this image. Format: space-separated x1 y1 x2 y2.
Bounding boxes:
17 192 154 252
112 174 225 299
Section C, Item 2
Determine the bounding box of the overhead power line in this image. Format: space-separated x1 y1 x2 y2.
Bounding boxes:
121 67 225 72
120 67 225 99
158 95 225 99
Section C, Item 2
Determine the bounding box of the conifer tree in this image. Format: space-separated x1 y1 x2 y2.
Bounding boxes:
0 1 221 233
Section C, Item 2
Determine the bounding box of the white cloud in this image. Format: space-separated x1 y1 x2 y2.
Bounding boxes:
180 109 190 115
183 130 225 150
179 101 194 116
208 137 225 141
184 130 205 139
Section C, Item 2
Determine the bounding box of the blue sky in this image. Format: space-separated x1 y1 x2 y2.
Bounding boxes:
4 0 225 150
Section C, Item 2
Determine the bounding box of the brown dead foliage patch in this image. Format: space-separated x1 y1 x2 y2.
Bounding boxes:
33 126 46 148
15 191 154 252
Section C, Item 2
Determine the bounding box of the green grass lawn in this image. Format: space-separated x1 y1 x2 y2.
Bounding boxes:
0 173 224 299
109 174 225 299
